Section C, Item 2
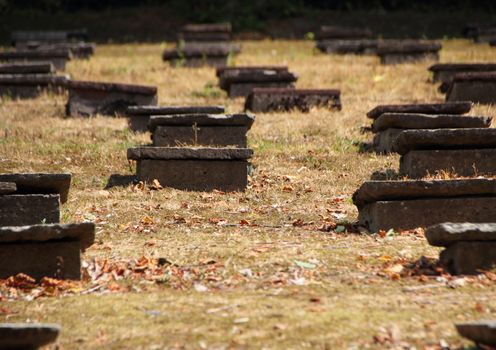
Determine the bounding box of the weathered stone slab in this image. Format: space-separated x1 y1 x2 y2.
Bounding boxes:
372 113 491 132
0 182 16 195
353 178 496 209
0 50 72 70
377 41 441 65
153 126 249 147
126 105 225 132
149 113 255 130
219 70 298 97
426 223 496 247
0 323 60 350
163 45 231 67
367 102 472 120
456 321 496 346
392 128 496 155
245 88 342 112
316 39 379 55
0 62 54 74
358 197 496 232
0 173 71 203
400 149 496 178
429 63 496 92
446 72 496 104
66 80 158 117
216 66 288 78
0 194 60 226
372 128 405 154
0 74 69 99
317 26 373 40
128 147 253 160
12 29 88 43
439 241 496 274
20 41 96 59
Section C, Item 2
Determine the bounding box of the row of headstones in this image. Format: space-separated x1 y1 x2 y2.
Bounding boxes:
314 26 442 64
353 101 496 276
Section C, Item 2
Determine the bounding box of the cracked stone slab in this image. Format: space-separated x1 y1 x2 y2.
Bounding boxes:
425 223 496 247
0 222 95 250
372 113 491 132
352 178 496 209
0 62 54 74
0 323 60 349
367 102 472 119
128 147 253 160
456 320 496 346
149 113 255 131
0 173 71 203
0 182 16 195
392 128 496 155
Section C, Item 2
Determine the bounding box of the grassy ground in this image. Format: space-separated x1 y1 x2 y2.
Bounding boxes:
0 39 495 349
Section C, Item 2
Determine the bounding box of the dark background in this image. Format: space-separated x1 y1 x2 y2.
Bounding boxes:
1 0 495 43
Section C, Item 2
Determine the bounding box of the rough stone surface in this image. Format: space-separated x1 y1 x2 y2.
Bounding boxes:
126 105 225 132
228 82 296 98
216 66 288 77
0 194 60 226
0 173 71 203
136 159 249 192
316 39 379 55
372 113 491 132
440 242 496 274
66 80 158 117
456 321 496 346
447 73 496 104
0 222 95 250
12 29 88 43
392 128 496 155
0 50 71 70
372 128 404 154
367 102 472 119
358 197 496 232
377 41 441 54
245 88 342 112
399 148 496 178
220 70 297 88
352 178 496 209
153 126 248 148
20 41 96 59
0 62 54 74
0 240 81 280
149 113 255 130
0 323 60 349
0 182 16 195
128 147 253 160
429 63 496 85
0 74 69 98
317 26 373 40
425 222 496 247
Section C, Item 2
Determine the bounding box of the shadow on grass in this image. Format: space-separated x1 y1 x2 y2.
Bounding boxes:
105 174 137 189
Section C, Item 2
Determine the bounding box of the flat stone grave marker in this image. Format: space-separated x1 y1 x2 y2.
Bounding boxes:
0 173 71 226
377 40 442 65
0 62 54 75
149 113 255 147
0 74 69 99
245 88 341 112
316 39 379 55
127 147 253 191
317 26 373 40
21 41 96 59
371 113 492 153
429 63 496 93
218 68 298 98
352 178 496 232
0 323 60 350
367 101 473 120
446 72 496 104
0 223 95 280
125 105 225 132
12 29 88 43
426 223 496 275
393 128 496 177
163 45 231 68
216 66 288 77
179 23 232 42
456 320 496 347
66 80 158 117
0 49 72 70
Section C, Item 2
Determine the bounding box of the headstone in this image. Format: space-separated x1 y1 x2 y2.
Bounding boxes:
0 223 95 280
179 23 232 42
0 49 72 71
66 80 158 117
429 63 496 93
371 113 492 153
125 105 225 132
316 39 379 55
149 113 255 147
353 178 496 232
216 66 288 77
446 72 496 104
127 147 253 191
0 62 54 75
426 223 496 274
0 74 69 99
218 68 298 97
0 173 71 203
12 29 88 44
0 323 60 350
393 128 496 177
367 101 472 120
456 320 496 346
21 41 96 59
163 45 231 68
245 88 341 112
377 40 442 65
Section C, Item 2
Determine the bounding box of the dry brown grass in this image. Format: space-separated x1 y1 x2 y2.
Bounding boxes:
0 39 495 350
